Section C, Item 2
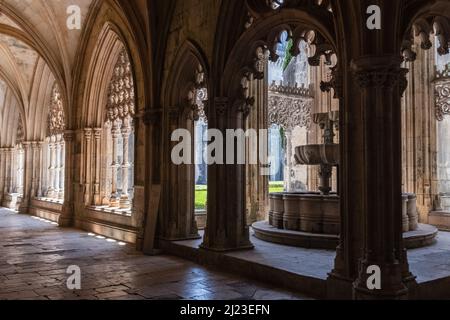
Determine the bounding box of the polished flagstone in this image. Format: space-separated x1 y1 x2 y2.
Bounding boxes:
0 208 309 300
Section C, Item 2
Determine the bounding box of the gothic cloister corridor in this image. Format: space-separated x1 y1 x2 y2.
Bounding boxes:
1 0 450 306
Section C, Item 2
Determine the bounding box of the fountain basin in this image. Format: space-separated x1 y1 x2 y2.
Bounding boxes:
294 144 339 166
268 192 419 236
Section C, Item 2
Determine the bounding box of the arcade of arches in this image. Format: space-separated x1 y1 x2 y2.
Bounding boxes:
0 0 450 300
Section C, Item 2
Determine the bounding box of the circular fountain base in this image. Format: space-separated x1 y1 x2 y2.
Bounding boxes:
252 221 438 250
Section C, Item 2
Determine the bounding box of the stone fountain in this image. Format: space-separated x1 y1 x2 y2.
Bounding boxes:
252 112 437 249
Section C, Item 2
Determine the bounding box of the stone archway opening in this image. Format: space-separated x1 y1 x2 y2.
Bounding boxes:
245 26 341 249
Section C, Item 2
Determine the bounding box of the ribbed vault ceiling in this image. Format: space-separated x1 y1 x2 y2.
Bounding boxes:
0 0 94 145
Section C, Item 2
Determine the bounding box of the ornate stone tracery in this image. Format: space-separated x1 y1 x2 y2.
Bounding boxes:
268 83 313 130
48 84 66 136
45 83 66 200
105 47 136 210
188 66 208 122
402 16 450 62
435 78 450 121
16 114 24 145
107 49 136 126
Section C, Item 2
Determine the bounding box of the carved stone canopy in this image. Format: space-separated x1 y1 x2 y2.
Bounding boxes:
47 83 66 137
106 48 136 125
16 114 24 144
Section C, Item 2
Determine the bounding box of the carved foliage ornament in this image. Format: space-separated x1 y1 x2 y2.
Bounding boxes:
187 66 208 122
106 48 136 124
354 67 409 95
435 80 450 121
48 83 66 136
16 114 24 144
268 93 312 130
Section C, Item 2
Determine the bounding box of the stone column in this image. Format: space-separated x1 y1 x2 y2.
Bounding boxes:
0 149 5 203
120 123 131 209
5 148 13 194
54 138 61 198
58 138 65 199
201 97 253 251
19 142 34 213
92 129 102 205
284 130 293 192
8 148 16 194
47 137 56 198
35 142 43 197
349 56 415 299
60 131 75 227
83 129 93 205
110 124 121 208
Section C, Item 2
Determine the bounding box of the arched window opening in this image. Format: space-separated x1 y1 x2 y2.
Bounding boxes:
248 27 341 244
435 37 450 211
104 48 136 211
192 69 208 229
41 84 66 202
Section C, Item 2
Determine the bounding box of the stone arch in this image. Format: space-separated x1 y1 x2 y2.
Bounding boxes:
61 0 150 244
200 0 339 252
159 40 210 241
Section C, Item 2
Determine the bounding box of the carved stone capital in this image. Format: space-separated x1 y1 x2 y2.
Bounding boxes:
352 56 408 93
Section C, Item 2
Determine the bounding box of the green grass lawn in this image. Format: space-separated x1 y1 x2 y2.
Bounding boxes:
269 181 285 193
195 182 285 210
195 185 207 210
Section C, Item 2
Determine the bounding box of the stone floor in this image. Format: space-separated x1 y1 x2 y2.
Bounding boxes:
176 229 450 285
0 208 310 300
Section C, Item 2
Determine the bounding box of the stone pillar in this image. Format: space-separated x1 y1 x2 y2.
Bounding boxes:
120 123 131 209
47 138 56 198
83 129 93 205
110 124 120 208
349 56 415 299
60 131 75 227
54 138 61 198
0 149 5 203
92 129 102 205
19 142 34 213
4 148 12 194
10 148 17 194
285 130 293 192
58 138 65 199
201 97 253 251
35 142 43 197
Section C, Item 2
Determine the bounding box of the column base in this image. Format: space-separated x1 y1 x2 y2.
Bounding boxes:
353 261 410 300
119 196 131 209
2 193 21 211
326 272 355 300
109 195 120 208
58 215 73 227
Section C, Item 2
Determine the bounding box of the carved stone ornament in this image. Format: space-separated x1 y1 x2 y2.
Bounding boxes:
402 16 450 62
16 114 24 144
435 79 450 121
268 90 313 130
187 66 208 122
47 83 66 136
106 48 136 124
354 67 409 93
